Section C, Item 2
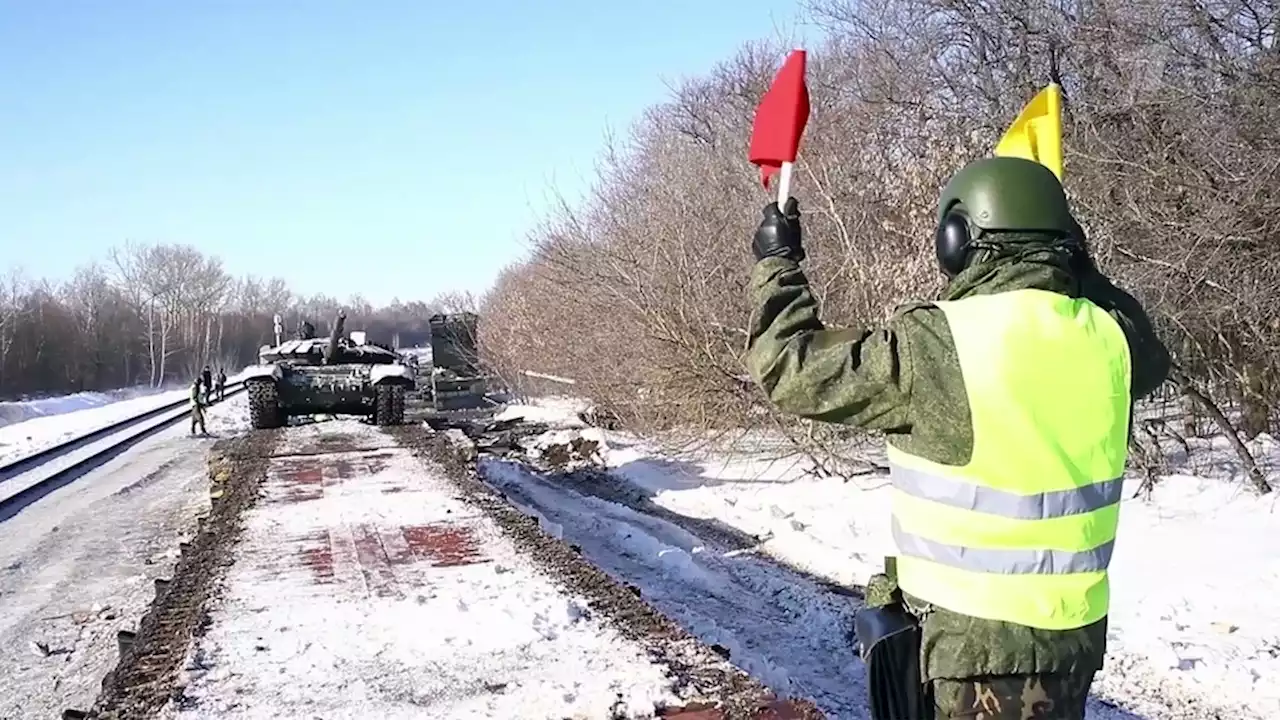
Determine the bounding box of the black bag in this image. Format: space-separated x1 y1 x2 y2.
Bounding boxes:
855 603 931 719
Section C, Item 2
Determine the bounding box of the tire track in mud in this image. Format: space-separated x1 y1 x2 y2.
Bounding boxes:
424 418 870 715
85 430 282 720
474 456 870 719
389 424 825 720
518 463 862 600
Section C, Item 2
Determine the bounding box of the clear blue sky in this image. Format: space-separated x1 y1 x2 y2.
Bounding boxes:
0 1 810 306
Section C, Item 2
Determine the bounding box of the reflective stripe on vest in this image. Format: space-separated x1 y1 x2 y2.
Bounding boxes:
889 288 1132 631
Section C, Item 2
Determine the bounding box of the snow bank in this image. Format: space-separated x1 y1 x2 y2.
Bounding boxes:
0 386 176 429
480 457 871 716
492 396 590 427
503 398 1280 719
202 392 251 438
0 390 188 466
0 371 249 466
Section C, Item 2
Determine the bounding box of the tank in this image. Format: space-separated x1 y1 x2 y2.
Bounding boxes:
424 312 495 413
240 310 416 429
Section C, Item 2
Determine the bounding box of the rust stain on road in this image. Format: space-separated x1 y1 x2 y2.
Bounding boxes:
402 523 488 567
275 459 325 503
295 530 335 583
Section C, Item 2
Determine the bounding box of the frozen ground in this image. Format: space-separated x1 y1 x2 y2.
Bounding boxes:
0 392 249 720
0 372 246 466
481 457 869 717
0 385 177 429
168 421 683 720
489 397 1280 720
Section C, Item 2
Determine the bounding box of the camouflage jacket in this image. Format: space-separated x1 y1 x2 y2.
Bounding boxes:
745 243 1171 681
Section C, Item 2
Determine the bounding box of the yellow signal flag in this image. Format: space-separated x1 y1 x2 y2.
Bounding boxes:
994 83 1064 181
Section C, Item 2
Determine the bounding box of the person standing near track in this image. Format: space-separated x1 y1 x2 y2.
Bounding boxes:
190 376 208 436
201 365 214 404
215 367 227 402
744 156 1170 718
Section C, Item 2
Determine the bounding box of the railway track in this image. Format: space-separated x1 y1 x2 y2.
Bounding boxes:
0 382 246 521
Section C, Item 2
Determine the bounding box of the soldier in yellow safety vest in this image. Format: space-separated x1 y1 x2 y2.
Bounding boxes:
746 156 1171 719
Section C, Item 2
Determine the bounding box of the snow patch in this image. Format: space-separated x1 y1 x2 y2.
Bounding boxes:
0 386 175 429
492 396 590 427
478 458 866 717
498 398 1280 719
0 372 248 466
203 392 251 438
521 427 611 470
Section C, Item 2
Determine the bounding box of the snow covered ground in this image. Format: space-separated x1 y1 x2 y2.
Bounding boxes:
0 372 246 466
0 392 250 720
169 421 684 720
481 457 870 717
488 397 1280 720
0 385 176 429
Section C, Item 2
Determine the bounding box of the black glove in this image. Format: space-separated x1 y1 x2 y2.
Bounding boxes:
752 197 804 263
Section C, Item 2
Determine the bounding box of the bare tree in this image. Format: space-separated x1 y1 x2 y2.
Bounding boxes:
0 269 29 391
479 0 1280 489
1 243 447 400
431 289 481 314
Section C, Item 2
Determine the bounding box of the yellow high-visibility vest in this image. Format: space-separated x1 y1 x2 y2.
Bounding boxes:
889 288 1132 630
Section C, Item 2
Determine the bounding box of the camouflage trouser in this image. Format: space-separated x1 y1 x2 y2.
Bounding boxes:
931 672 1095 720
190 405 206 434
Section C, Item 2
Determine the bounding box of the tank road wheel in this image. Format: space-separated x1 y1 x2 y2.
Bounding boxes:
248 380 284 430
375 383 406 426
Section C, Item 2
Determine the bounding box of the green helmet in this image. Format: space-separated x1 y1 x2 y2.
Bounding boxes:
936 156 1076 236
934 157 1079 276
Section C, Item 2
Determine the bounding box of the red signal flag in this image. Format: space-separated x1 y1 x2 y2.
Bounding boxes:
748 49 810 190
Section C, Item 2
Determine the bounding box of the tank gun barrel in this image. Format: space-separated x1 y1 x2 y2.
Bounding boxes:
325 311 347 364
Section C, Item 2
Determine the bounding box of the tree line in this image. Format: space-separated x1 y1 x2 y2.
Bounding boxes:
477 0 1280 487
0 241 475 400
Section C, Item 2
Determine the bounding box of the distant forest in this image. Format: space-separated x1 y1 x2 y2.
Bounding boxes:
0 241 477 400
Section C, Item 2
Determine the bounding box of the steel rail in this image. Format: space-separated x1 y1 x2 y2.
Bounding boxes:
0 383 246 521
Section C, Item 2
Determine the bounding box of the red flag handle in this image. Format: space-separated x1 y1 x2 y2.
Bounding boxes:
776 162 794 206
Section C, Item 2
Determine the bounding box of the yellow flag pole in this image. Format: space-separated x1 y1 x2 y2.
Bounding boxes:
994 83 1063 180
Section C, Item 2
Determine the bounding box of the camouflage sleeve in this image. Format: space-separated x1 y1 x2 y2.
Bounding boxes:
1080 269 1172 400
745 257 913 431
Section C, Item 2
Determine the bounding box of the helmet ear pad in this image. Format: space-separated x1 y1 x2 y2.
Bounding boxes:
935 204 973 277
